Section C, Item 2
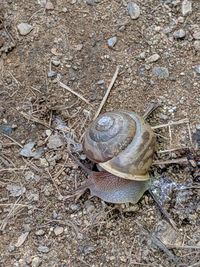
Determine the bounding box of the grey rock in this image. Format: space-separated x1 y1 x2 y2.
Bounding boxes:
107 36 117 48
181 0 192 16
145 54 160 63
127 2 140 19
0 123 13 135
17 23 33 36
47 70 57 78
20 141 44 159
194 65 200 74
86 0 101 5
47 133 64 149
193 31 200 40
35 230 45 236
152 67 169 78
173 29 186 39
7 184 26 197
8 244 16 252
51 59 60 66
69 203 81 211
31 256 42 267
84 200 95 213
194 41 200 51
37 245 49 253
54 226 64 236
97 80 104 85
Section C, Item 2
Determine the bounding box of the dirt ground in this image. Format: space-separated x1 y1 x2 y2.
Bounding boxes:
0 0 200 266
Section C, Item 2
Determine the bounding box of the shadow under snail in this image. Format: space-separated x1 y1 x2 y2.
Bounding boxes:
70 109 156 204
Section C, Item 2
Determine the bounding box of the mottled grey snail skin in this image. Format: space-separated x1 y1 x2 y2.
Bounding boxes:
69 152 151 204
83 110 156 181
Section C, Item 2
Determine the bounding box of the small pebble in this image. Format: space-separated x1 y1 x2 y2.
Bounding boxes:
152 67 169 78
173 29 186 39
37 245 49 253
194 41 200 51
194 65 200 74
47 70 57 78
107 36 117 48
69 203 81 212
145 54 160 63
84 200 95 213
193 31 200 40
47 133 64 149
31 256 42 267
17 23 33 36
97 80 104 85
127 2 140 19
0 123 13 135
45 0 54 10
35 230 45 236
54 226 64 236
181 0 192 16
51 59 60 66
86 0 101 5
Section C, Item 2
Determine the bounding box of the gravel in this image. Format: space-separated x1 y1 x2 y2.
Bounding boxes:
181 0 192 16
152 67 169 78
173 29 186 39
145 54 160 63
107 36 117 48
17 23 33 36
127 2 140 19
37 245 50 253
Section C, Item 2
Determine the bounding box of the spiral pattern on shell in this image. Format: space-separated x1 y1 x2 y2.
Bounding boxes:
83 110 156 181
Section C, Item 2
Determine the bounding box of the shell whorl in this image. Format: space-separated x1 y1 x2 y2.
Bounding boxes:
83 110 156 181
83 111 136 163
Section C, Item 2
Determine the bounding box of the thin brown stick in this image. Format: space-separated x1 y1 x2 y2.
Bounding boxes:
0 168 29 172
20 111 51 129
2 133 23 148
152 118 189 130
157 146 191 154
93 65 120 120
58 80 92 106
153 157 189 165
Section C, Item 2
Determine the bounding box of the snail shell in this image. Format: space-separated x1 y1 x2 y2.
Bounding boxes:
83 110 155 181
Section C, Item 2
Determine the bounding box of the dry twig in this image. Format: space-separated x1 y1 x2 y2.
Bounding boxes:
93 65 120 120
57 79 92 106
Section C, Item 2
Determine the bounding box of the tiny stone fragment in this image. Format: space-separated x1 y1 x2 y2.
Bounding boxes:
107 36 117 48
127 2 140 19
37 245 49 253
145 54 160 63
47 133 64 149
193 31 200 40
181 0 192 16
15 232 29 248
45 0 54 10
20 141 44 159
86 0 101 5
51 59 60 66
54 226 64 236
7 184 26 197
194 65 200 74
0 123 13 135
194 41 200 51
17 23 33 36
47 70 57 78
152 67 169 79
31 256 42 267
35 230 45 236
173 29 186 39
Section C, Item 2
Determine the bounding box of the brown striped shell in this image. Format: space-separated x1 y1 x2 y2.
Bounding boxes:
83 110 155 181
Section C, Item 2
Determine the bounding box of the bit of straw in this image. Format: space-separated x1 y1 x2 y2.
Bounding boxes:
93 65 120 120
57 79 93 106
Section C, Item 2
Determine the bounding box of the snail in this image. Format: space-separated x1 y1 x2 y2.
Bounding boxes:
70 109 156 204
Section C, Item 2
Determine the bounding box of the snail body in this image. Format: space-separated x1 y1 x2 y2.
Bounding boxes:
69 153 151 204
83 110 155 181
